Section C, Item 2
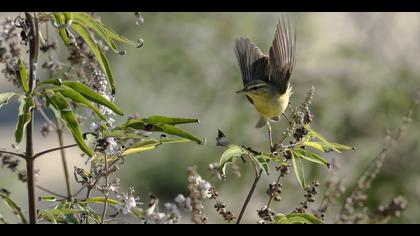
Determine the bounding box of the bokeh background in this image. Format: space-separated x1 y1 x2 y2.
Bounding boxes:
1 12 420 223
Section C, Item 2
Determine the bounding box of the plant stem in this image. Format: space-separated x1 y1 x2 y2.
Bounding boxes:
236 168 262 224
24 12 39 225
32 144 78 160
236 122 275 224
100 155 109 224
55 118 73 202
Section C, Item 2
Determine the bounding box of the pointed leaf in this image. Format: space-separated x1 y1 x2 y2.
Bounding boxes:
45 90 93 157
71 23 116 94
143 115 199 125
304 125 340 153
53 13 70 46
302 141 326 152
122 138 191 156
0 192 27 224
51 86 107 121
292 151 306 190
293 149 329 167
103 130 144 140
61 81 123 115
273 214 292 224
15 95 34 143
286 213 323 224
39 195 57 202
153 123 204 144
252 153 270 175
219 145 245 178
16 60 29 93
0 92 18 109
79 197 120 206
72 12 119 53
101 23 137 46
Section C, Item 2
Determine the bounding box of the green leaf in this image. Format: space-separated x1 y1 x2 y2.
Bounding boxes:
39 195 57 202
71 23 116 94
53 13 70 46
286 215 312 224
63 12 73 26
219 145 245 178
304 125 340 153
45 90 93 157
153 123 204 144
101 23 137 46
252 153 270 175
79 197 120 206
16 60 29 93
122 138 190 156
15 95 34 143
286 213 323 224
293 149 329 167
72 12 119 53
302 141 326 152
61 81 123 115
330 142 354 151
0 192 27 224
0 92 18 109
51 86 107 121
273 214 292 224
142 115 199 125
291 150 306 190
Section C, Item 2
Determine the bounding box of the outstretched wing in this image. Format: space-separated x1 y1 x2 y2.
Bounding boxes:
234 37 269 86
269 15 296 94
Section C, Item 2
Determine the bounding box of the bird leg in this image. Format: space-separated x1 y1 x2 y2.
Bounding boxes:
267 121 274 153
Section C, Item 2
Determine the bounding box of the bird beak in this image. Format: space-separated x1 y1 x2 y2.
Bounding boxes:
236 88 247 94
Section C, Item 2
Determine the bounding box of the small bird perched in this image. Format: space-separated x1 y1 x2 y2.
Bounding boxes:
234 15 296 129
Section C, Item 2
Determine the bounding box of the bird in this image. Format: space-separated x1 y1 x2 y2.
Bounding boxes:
234 15 296 131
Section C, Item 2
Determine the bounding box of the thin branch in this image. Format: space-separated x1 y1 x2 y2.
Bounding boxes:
33 144 78 160
100 155 109 224
36 185 67 199
0 150 26 159
55 117 73 202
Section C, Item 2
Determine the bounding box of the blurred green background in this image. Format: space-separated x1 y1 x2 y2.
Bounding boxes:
1 12 420 223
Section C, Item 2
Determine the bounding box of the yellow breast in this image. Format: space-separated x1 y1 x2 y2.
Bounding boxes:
247 87 292 119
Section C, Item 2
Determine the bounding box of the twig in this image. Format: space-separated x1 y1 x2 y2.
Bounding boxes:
32 144 78 159
35 185 67 199
100 155 109 224
55 118 73 202
0 150 26 159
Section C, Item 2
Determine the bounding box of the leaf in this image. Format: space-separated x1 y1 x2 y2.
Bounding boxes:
39 195 57 202
16 60 29 93
302 141 326 152
142 115 199 125
53 13 70 46
219 145 245 177
304 125 340 153
101 23 137 46
72 12 119 53
15 95 34 143
330 142 354 151
63 12 73 26
122 138 190 156
0 92 18 109
273 214 292 224
286 213 323 224
45 90 93 157
291 150 306 190
293 149 330 167
71 23 116 94
80 197 120 206
252 153 270 175
286 215 312 224
0 192 27 224
51 86 107 121
61 81 123 115
153 123 204 144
